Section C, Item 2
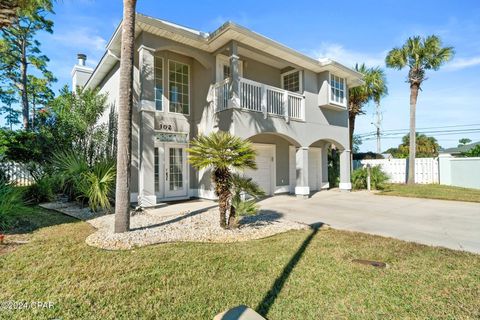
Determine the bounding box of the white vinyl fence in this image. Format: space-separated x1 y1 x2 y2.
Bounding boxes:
0 161 35 185
353 158 439 184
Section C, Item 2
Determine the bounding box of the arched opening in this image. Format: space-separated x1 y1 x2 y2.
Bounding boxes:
308 138 351 192
243 133 301 196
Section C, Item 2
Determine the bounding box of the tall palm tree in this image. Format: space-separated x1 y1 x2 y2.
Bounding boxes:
188 131 257 229
348 64 388 152
386 35 454 184
114 0 136 233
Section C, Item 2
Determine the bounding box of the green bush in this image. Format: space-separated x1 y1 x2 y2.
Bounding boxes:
24 174 61 204
230 174 265 217
52 150 116 212
77 158 116 212
352 165 389 190
0 179 26 231
52 150 89 200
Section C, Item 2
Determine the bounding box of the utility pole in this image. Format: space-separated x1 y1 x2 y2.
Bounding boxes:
372 102 383 154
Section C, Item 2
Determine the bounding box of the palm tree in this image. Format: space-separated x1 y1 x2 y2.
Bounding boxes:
114 0 137 233
348 64 388 152
386 35 454 184
229 173 265 228
188 131 257 229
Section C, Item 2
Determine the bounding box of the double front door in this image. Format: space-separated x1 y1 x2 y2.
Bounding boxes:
154 143 188 199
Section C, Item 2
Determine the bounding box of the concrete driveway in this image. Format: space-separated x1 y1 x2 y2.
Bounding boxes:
257 190 480 254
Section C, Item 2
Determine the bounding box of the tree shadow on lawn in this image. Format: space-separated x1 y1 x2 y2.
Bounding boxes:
4 205 78 236
256 223 324 317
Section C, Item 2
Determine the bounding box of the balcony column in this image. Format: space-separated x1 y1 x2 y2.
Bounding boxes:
138 45 157 207
295 147 310 198
229 41 240 108
321 143 330 189
339 149 352 191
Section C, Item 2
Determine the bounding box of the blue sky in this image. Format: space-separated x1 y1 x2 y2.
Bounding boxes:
10 0 480 151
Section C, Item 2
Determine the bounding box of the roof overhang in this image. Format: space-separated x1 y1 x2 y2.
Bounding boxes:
85 13 364 89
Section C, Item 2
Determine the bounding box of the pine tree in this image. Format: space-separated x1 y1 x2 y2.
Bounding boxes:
0 1 55 129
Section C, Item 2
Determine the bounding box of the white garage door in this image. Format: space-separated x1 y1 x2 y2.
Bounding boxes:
308 148 322 191
244 144 275 195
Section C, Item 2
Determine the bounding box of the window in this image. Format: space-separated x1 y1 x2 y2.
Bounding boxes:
330 74 346 105
168 60 189 114
169 148 183 190
223 64 231 80
154 57 163 111
282 70 301 93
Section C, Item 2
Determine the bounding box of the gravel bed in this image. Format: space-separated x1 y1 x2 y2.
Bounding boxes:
85 208 309 250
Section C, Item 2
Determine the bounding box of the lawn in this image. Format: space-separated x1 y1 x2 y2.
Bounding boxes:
379 183 480 203
0 207 479 319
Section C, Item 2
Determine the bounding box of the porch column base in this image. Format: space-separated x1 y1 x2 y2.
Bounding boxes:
339 182 352 191
295 186 310 198
321 181 330 189
138 195 157 207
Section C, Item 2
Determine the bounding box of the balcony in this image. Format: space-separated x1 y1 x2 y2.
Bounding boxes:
213 77 305 122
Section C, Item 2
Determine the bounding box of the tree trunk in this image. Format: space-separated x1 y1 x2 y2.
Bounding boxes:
228 205 237 229
114 0 137 233
20 40 29 130
213 168 230 229
407 83 419 184
348 110 355 154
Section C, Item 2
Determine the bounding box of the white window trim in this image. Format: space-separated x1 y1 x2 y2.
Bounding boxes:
329 73 347 107
281 69 303 94
216 54 243 82
167 59 191 116
154 56 165 113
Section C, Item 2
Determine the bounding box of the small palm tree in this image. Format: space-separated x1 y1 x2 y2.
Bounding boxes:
188 131 257 229
229 173 265 228
386 35 454 184
348 64 388 152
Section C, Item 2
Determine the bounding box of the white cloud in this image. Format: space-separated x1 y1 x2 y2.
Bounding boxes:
51 27 107 53
445 56 480 71
310 42 386 68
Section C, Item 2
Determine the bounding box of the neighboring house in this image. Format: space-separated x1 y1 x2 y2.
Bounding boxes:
71 13 363 206
440 141 480 156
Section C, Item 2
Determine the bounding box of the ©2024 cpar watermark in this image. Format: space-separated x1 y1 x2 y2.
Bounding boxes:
1 300 55 310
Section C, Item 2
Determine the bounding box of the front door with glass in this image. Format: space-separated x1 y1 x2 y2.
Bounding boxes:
154 143 188 199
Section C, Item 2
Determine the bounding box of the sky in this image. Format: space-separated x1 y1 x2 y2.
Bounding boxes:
5 0 480 151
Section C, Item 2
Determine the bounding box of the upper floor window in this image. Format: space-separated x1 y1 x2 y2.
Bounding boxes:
168 60 190 115
281 70 302 93
154 57 163 111
330 74 346 105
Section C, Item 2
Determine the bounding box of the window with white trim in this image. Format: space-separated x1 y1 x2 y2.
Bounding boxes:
330 74 346 105
154 57 163 111
281 70 302 93
168 60 189 114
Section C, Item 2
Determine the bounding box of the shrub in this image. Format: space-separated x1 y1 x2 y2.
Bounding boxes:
230 174 265 218
0 179 26 231
77 158 116 212
52 150 89 200
352 165 389 190
24 174 61 204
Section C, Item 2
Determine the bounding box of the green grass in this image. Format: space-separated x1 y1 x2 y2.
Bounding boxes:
379 183 480 203
0 208 479 319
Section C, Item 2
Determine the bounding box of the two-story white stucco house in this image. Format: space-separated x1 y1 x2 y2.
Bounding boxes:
71 13 363 206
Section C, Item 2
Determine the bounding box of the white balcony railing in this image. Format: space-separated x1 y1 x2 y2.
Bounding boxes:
213 77 305 121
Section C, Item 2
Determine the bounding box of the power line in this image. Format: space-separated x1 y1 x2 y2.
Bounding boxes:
357 123 480 137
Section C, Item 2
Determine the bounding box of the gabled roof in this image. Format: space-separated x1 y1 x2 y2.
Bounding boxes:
440 141 480 154
85 13 364 89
